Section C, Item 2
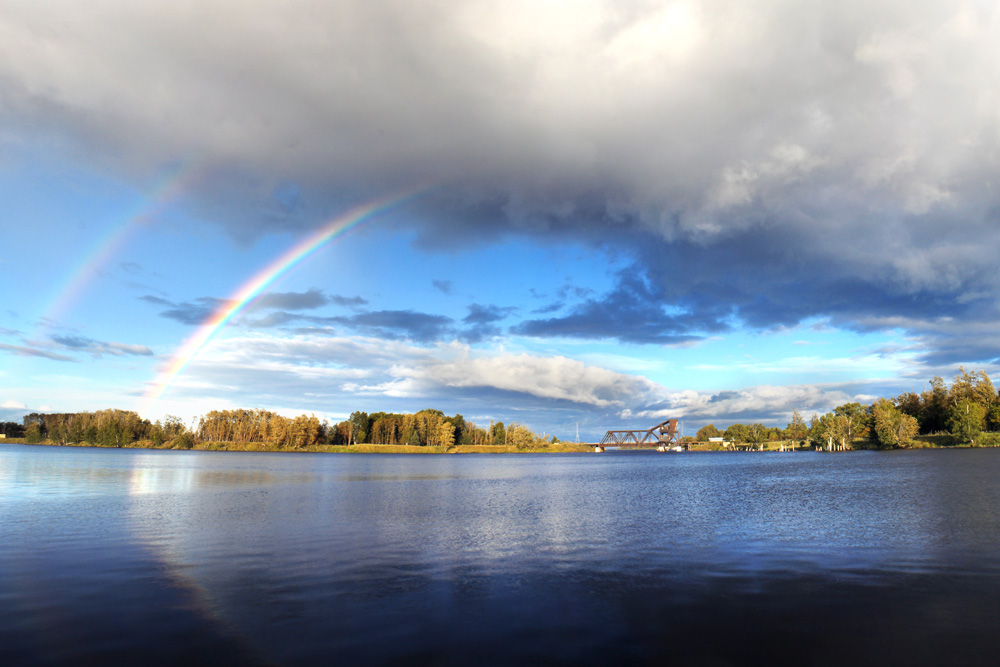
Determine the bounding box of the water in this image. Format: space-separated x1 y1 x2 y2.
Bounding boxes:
4 444 1000 665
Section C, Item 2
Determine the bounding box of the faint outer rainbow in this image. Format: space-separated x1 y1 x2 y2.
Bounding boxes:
39 160 201 330
141 188 426 411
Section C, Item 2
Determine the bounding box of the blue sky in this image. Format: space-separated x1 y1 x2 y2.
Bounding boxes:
2 1 998 440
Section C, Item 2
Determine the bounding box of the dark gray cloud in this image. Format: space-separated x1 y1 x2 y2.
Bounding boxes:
514 269 714 345
531 302 564 315
144 289 366 326
329 294 368 308
432 280 453 295
328 310 455 343
463 303 515 325
5 1 1000 368
458 304 515 343
247 288 330 312
141 295 227 325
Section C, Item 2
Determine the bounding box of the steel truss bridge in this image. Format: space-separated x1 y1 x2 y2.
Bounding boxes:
599 419 680 448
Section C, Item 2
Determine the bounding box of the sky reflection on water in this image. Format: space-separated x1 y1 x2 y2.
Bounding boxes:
4 445 1000 665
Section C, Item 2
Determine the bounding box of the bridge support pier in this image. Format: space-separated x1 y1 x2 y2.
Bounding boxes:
594 446 605 453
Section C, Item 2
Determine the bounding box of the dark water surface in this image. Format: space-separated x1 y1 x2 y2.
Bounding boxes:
4 444 1000 665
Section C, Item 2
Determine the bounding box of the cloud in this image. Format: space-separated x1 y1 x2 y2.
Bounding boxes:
168 334 658 414
157 331 907 436
246 288 330 312
513 269 713 344
329 294 368 308
432 280 453 295
2 400 26 409
50 335 154 358
626 383 874 426
143 289 364 326
404 346 660 408
326 310 455 343
141 295 227 325
5 2 1000 368
463 303 514 325
0 342 76 362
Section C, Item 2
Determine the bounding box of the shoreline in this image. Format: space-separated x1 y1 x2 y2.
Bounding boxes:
2 439 596 454
3 436 993 453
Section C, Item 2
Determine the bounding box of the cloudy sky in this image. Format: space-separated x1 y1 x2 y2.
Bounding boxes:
3 1 999 439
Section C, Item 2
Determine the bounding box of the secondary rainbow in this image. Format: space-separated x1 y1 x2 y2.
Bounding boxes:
39 159 201 330
141 189 425 411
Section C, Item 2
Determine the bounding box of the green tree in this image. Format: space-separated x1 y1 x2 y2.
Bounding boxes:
48 422 67 445
872 398 919 448
724 423 749 444
349 411 369 445
988 404 1000 432
747 423 768 448
833 402 869 443
150 421 166 447
948 399 985 444
25 422 43 444
695 424 722 441
920 377 950 433
784 409 808 442
173 431 195 449
490 421 506 446
809 413 836 450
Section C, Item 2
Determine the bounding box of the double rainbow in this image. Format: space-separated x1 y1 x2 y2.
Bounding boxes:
141 188 425 411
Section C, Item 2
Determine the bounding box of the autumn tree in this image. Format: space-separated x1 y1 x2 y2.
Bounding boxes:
434 421 455 448
506 423 537 449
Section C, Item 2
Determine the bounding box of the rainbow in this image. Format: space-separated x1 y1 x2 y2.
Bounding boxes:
38 160 202 331
141 188 426 411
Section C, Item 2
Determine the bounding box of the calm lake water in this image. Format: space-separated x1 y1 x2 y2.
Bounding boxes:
4 443 1000 665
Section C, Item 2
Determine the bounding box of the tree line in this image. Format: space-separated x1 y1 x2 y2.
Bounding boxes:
692 368 999 449
10 368 997 451
21 410 193 448
15 407 554 450
326 409 549 448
